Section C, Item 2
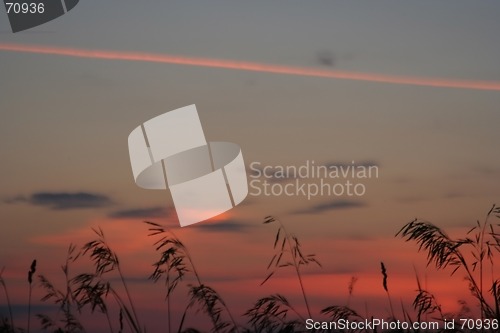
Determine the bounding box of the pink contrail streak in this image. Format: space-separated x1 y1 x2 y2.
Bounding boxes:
1 43 500 91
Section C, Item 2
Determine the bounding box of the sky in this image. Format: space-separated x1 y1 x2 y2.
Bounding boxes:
1 1 500 332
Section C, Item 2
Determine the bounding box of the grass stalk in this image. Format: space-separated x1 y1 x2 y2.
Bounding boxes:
284 229 312 319
166 274 171 333
27 260 36 333
397 205 500 320
380 262 395 319
262 216 320 320
0 267 14 331
117 265 140 330
171 228 239 333
147 222 239 333
82 228 142 332
347 276 358 307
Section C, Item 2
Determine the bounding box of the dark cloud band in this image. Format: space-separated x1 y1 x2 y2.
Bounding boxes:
5 192 112 210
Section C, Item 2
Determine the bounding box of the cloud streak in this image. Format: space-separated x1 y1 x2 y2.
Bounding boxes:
5 192 112 210
1 43 500 91
108 206 172 219
193 219 251 233
293 200 366 215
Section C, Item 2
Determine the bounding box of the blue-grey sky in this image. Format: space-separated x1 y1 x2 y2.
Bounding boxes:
1 1 500 331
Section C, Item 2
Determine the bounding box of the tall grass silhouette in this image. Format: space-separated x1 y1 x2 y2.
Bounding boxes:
37 245 84 333
380 261 395 320
397 204 500 322
0 267 14 332
80 228 141 332
27 259 36 333
244 216 321 332
146 221 239 333
0 204 499 332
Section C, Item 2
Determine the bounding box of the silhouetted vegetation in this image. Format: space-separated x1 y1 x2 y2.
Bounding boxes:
1 205 499 332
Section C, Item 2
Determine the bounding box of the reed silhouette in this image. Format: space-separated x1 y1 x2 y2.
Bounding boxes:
0 205 499 332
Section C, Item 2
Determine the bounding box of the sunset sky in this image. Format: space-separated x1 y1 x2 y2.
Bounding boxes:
1 1 500 332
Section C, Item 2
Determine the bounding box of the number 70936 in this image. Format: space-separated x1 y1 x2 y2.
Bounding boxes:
459 318 498 330
5 2 45 14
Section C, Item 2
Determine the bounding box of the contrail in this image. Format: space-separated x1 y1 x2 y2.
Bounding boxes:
1 43 500 91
